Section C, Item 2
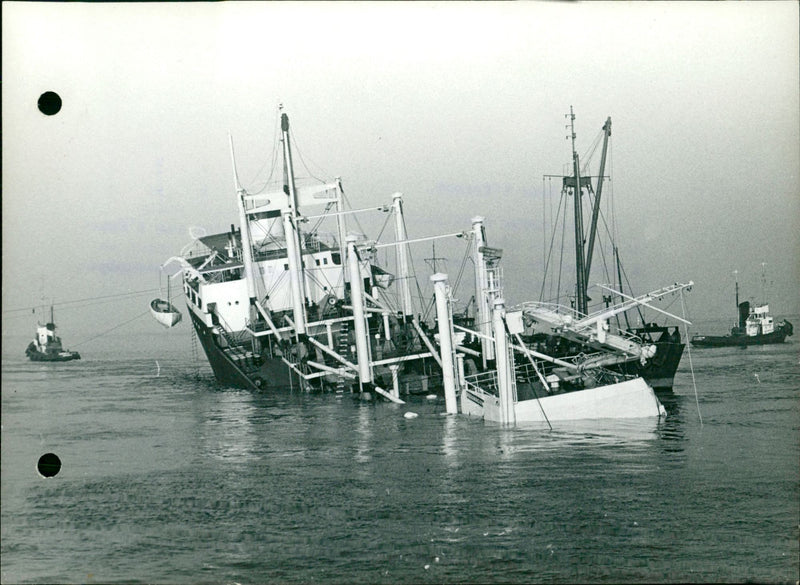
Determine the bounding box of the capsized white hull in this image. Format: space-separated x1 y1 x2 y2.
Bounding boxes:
461 377 665 423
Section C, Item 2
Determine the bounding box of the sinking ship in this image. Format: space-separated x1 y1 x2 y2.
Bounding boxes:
154 108 692 424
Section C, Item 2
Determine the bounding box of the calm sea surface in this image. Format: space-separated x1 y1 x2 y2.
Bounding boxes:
2 320 799 584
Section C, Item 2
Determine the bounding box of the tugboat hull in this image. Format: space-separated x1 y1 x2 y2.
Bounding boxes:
25 343 80 362
691 329 788 347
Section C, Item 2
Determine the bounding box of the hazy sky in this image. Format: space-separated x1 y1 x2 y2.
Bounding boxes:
3 1 799 342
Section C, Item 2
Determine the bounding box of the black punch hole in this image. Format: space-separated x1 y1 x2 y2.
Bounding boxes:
38 91 62 116
38 453 62 478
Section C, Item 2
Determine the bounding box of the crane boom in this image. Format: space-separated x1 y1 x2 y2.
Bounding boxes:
584 117 612 285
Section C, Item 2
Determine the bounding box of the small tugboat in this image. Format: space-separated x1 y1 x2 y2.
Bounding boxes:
25 306 81 362
691 272 793 348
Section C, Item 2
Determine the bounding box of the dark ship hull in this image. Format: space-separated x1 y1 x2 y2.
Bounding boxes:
524 325 684 390
189 308 295 391
691 301 793 348
619 340 684 389
626 324 684 389
190 304 443 394
691 329 789 348
25 343 80 362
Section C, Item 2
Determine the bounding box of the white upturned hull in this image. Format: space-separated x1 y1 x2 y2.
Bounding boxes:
461 377 665 423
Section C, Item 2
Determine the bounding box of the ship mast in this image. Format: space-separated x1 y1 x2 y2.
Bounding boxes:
280 108 308 335
392 193 414 322
567 107 588 316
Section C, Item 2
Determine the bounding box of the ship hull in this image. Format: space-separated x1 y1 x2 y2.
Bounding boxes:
189 308 297 391
462 377 665 422
691 329 788 348
618 340 684 390
25 344 81 362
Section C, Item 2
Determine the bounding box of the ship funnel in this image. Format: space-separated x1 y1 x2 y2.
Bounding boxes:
738 301 750 328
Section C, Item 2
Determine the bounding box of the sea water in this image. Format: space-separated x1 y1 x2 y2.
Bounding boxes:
2 322 798 584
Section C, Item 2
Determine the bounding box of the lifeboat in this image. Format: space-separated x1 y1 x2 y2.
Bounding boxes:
150 298 182 328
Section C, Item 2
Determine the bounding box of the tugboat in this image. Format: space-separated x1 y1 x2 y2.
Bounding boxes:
25 306 81 362
691 271 793 347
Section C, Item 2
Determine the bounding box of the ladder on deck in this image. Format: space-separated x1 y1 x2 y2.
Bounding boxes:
335 322 351 393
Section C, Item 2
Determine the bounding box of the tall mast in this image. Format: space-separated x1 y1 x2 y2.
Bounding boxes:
584 116 612 286
280 108 308 335
472 216 498 366
392 193 413 322
568 107 588 316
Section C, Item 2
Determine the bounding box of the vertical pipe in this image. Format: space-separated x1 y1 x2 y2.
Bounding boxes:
389 365 401 399
236 192 258 301
455 353 465 396
432 273 458 415
347 236 372 383
382 312 392 342
472 216 494 365
393 193 413 321
492 298 515 425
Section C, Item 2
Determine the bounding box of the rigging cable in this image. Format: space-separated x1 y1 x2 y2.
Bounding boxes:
245 108 282 194
374 208 394 244
450 237 474 304
340 189 369 246
680 289 703 426
72 309 151 348
539 177 552 280
538 180 566 304
288 126 328 184
3 288 161 315
556 187 568 306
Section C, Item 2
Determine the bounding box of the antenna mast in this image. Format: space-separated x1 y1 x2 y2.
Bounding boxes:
567 106 588 316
